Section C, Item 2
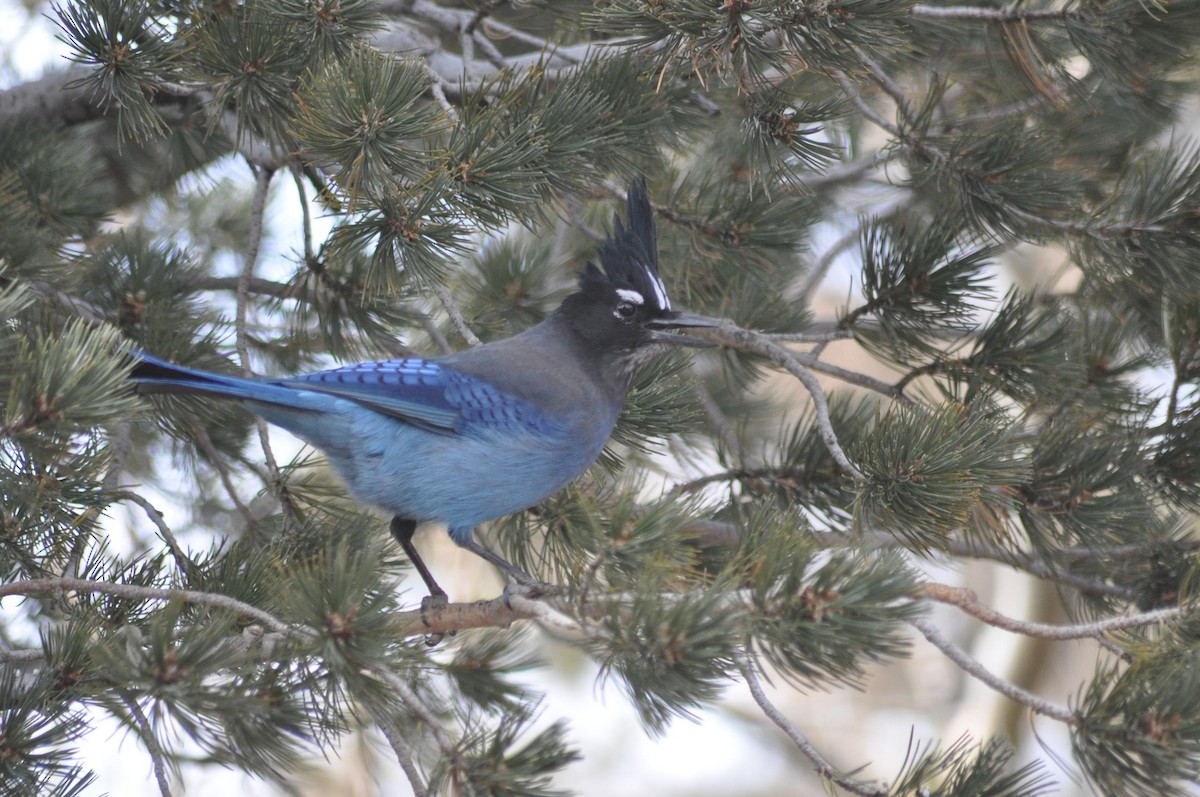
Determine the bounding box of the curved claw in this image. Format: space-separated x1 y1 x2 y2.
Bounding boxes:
420 593 449 647
501 580 551 609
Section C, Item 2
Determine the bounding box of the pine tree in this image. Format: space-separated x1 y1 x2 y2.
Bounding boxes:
3 1 1200 795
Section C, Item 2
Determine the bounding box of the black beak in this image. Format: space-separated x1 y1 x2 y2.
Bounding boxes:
643 311 719 348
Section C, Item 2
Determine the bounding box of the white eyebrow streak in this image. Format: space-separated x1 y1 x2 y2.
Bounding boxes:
616 288 645 304
645 267 671 310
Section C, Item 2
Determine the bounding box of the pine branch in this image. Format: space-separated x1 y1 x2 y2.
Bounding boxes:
289 164 317 264
432 281 482 346
922 583 1183 641
367 663 458 755
0 648 43 664
190 275 293 298
702 318 873 478
908 617 1079 724
831 64 1090 236
395 0 601 55
0 578 298 635
798 353 911 399
691 379 743 458
944 541 1141 600
120 692 173 797
388 588 585 638
911 4 1074 23
0 275 110 324
0 66 154 129
736 651 886 797
797 227 860 300
189 424 259 526
378 717 429 797
670 466 825 496
2 591 586 668
234 164 296 527
423 63 460 121
114 490 199 578
465 0 507 35
835 49 1183 243
760 329 854 343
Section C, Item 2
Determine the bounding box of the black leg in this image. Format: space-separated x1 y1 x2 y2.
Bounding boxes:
390 516 451 647
456 534 540 588
390 516 448 601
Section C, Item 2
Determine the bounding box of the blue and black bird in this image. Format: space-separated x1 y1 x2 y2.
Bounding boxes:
131 180 715 600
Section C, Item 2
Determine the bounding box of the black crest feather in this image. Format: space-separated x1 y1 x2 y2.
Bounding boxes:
579 178 671 312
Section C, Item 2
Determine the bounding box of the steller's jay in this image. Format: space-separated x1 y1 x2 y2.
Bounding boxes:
131 180 715 602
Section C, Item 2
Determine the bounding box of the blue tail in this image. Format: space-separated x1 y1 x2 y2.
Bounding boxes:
131 352 330 413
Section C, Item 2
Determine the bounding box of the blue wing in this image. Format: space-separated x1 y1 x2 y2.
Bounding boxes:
284 358 548 437
131 352 546 437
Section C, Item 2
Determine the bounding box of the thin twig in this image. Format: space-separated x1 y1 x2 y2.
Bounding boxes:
17 278 110 324
911 4 1071 22
465 0 506 34
692 380 742 459
1055 542 1167 561
922 583 1181 640
943 540 1139 600
472 29 509 70
833 71 902 138
459 25 476 68
103 423 132 492
194 274 443 356
122 692 174 797
0 577 297 636
1095 634 1135 663
0 647 45 664
189 425 257 526
735 651 886 797
235 165 294 526
448 3 577 54
431 281 482 346
760 330 854 343
116 491 199 578
424 65 460 122
601 178 734 242
561 193 607 242
848 44 917 132
908 617 1078 724
702 319 865 479
368 665 458 754
797 227 862 300
833 66 1100 238
506 588 584 635
420 314 456 355
387 588 583 637
64 421 132 578
946 92 1056 127
796 352 910 400
290 163 316 265
805 149 896 191
670 465 828 497
193 275 293 297
378 717 429 797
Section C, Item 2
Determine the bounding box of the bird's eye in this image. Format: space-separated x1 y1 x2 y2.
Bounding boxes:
615 301 637 319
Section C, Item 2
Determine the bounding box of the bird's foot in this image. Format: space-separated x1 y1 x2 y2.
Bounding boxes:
419 591 454 647
501 578 559 609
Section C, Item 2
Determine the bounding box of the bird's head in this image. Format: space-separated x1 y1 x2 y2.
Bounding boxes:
561 179 715 366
